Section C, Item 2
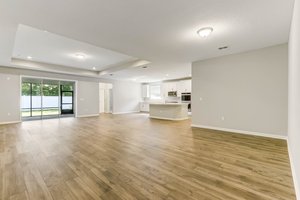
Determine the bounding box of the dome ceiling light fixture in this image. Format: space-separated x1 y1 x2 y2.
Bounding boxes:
197 27 213 38
74 53 86 60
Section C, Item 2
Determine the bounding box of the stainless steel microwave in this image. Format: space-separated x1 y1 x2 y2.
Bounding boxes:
168 91 177 97
181 93 191 101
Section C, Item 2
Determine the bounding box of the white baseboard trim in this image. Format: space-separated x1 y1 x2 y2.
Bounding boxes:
287 139 300 199
112 111 140 115
0 121 21 125
77 114 99 118
150 116 189 121
191 124 287 140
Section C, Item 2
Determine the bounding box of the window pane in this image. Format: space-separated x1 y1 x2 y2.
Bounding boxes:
62 104 72 110
62 95 72 103
150 85 161 99
42 108 59 116
61 84 73 91
42 84 59 116
22 83 31 117
32 83 42 117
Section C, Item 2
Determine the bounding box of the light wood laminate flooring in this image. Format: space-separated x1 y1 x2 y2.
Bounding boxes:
0 113 296 200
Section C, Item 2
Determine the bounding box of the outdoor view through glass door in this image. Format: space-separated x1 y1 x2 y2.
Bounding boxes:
42 80 59 118
21 78 75 120
60 83 74 115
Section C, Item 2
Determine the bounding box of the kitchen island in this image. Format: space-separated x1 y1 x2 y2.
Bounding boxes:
149 103 189 121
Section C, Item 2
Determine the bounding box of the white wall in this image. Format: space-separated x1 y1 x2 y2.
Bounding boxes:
288 0 300 197
0 73 20 124
77 81 99 117
192 44 288 137
113 80 141 114
0 67 105 122
0 67 143 122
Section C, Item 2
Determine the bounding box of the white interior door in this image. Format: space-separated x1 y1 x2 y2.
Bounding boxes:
99 88 105 113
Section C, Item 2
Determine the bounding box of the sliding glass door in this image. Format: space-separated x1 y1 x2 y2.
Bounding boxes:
22 80 42 119
42 80 60 118
61 83 74 115
21 78 75 120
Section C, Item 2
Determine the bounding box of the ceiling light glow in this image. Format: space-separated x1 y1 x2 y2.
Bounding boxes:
74 53 86 59
27 56 33 60
197 27 213 38
92 67 96 70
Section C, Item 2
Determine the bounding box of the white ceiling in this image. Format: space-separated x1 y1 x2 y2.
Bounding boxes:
0 0 295 82
13 25 136 71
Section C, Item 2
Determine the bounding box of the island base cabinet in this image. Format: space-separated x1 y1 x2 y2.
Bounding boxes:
149 103 188 120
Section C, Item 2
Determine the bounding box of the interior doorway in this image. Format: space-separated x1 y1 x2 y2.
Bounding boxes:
99 83 113 113
21 77 75 120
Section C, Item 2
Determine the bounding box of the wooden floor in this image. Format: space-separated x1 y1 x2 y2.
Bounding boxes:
0 113 295 200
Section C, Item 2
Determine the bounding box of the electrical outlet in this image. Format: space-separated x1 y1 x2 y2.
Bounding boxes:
199 97 203 101
221 116 225 121
7 113 11 116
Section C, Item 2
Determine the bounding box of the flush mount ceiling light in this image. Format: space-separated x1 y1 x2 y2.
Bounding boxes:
27 56 33 60
74 53 86 60
92 67 96 70
197 27 213 38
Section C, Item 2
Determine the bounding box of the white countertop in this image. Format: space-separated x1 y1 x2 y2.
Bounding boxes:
149 103 189 106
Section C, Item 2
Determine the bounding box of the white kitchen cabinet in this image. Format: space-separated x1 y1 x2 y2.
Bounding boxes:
178 80 191 94
162 82 178 97
168 82 177 91
140 102 149 112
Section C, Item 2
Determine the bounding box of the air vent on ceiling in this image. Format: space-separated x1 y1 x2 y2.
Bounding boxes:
218 46 228 50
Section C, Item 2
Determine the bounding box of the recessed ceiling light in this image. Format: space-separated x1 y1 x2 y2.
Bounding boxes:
74 53 86 59
166 74 169 77
92 67 96 70
197 27 213 38
27 56 33 60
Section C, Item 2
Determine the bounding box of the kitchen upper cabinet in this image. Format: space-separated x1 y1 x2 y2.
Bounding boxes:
178 80 191 94
168 82 177 91
162 82 178 97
